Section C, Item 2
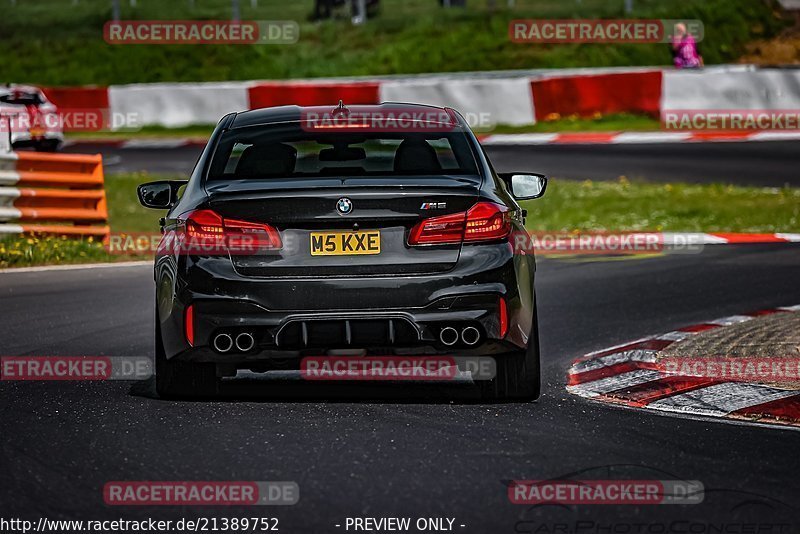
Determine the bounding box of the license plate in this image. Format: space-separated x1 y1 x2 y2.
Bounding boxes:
310 231 381 256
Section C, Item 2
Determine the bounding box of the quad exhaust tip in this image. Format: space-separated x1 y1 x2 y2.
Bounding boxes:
212 333 233 353
235 332 255 352
439 326 459 346
461 326 481 346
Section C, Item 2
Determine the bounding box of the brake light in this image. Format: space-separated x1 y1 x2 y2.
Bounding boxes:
183 209 282 252
185 304 195 346
408 202 511 246
185 209 224 240
408 211 467 245
464 202 511 241
498 296 508 338
224 217 282 250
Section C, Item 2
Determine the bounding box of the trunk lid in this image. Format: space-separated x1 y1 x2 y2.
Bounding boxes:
205 175 480 277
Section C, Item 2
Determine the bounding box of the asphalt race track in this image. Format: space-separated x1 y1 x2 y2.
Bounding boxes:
64 140 800 187
5 140 800 530
2 244 800 531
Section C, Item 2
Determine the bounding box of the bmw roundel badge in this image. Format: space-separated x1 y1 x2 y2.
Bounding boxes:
336 197 353 215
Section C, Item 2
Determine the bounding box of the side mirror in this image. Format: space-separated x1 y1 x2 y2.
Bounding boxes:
499 173 548 200
137 180 187 209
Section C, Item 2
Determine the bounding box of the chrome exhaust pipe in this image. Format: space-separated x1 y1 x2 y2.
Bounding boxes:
439 326 459 346
461 326 481 346
235 332 255 352
213 333 233 353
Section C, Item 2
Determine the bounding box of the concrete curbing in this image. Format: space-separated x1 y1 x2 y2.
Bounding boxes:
567 305 800 428
41 66 800 130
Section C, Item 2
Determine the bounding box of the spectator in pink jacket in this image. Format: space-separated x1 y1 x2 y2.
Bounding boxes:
671 23 703 69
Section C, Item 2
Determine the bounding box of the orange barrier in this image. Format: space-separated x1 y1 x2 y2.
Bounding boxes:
0 151 109 239
530 71 663 122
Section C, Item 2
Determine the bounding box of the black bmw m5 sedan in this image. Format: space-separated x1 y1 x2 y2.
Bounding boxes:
137 102 547 400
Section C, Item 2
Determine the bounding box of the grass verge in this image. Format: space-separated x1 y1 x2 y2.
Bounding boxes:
484 114 662 134
523 177 800 232
1 0 787 85
2 174 798 268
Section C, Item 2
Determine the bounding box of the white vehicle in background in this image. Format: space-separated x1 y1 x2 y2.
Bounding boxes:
0 84 63 152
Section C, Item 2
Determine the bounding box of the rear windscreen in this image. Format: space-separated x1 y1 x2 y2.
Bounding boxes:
206 122 481 181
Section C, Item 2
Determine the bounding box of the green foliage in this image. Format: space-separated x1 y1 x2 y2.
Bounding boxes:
524 178 800 233
0 0 786 85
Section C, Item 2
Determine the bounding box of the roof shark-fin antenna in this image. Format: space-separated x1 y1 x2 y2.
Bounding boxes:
333 100 350 116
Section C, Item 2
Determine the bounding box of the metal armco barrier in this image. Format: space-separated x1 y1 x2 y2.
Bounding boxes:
0 151 109 238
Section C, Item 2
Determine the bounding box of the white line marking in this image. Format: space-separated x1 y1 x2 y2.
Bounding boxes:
121 139 191 149
567 369 663 398
0 260 152 274
647 383 797 417
611 132 692 144
707 315 754 326
775 233 800 242
655 330 695 342
568 349 659 376
480 133 559 145
659 232 729 245
747 132 800 142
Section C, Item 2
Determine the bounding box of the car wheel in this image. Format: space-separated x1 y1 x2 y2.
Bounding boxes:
155 313 218 399
481 306 541 401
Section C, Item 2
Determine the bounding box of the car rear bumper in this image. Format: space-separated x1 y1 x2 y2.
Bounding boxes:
157 242 536 363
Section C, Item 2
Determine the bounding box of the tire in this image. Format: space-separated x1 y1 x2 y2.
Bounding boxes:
481 307 541 401
154 315 218 399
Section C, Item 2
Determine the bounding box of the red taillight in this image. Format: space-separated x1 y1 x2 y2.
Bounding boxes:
498 296 508 338
464 202 511 241
224 217 282 251
408 202 511 246
183 209 282 252
185 304 195 346
185 209 224 240
408 211 467 245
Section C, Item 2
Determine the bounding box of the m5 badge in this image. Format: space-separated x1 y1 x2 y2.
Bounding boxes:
420 202 447 210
